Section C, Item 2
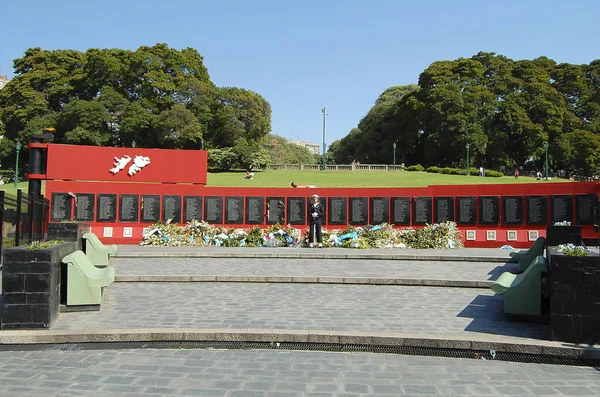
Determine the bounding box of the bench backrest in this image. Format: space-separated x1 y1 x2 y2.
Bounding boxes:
82 232 103 247
511 255 547 288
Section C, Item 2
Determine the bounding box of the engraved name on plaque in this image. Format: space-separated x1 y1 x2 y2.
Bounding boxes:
502 196 524 225
141 195 160 223
456 196 477 225
204 196 223 224
479 196 500 225
370 197 389 225
226 196 245 224
287 197 306 225
413 197 432 225
184 196 203 222
119 194 139 222
350 197 368 225
267 197 285 224
245 196 264 224
392 197 411 225
51 193 72 221
526 195 548 225
75 193 95 222
576 194 598 225
434 197 454 223
162 195 182 223
97 194 117 222
551 195 573 224
328 197 347 225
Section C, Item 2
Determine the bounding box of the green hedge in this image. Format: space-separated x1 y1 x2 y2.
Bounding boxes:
405 164 425 172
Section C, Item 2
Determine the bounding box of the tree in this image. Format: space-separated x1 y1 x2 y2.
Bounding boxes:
564 130 600 178
0 43 272 170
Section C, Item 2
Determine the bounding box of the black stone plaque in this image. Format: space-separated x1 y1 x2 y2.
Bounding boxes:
551 195 573 224
287 197 306 225
576 194 597 225
267 197 285 224
456 196 477 225
74 193 95 222
184 196 203 222
204 196 223 224
225 196 244 224
413 197 432 225
370 197 389 225
350 197 368 225
162 195 182 223
141 195 160 223
502 196 524 225
328 197 347 225
526 195 548 225
119 194 139 222
479 196 500 225
434 196 455 223
245 196 264 224
96 194 117 222
391 197 411 225
51 193 72 221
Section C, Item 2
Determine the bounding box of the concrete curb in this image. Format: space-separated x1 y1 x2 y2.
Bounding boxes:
113 251 509 263
0 328 597 359
113 275 493 288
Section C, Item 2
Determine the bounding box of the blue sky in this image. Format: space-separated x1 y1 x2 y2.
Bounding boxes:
1 0 599 147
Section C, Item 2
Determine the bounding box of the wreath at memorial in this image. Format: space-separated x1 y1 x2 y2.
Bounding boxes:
139 220 463 249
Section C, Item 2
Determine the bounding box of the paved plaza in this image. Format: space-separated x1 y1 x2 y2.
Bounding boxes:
1 348 599 396
1 246 599 396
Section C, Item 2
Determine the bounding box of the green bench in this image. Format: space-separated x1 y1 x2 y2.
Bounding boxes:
509 236 546 272
490 255 547 316
62 250 115 306
83 232 118 267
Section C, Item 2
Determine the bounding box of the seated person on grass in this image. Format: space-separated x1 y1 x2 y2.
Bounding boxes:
244 169 255 179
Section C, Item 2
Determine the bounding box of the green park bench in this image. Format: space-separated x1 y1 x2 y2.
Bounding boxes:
62 250 116 306
83 232 118 267
490 255 547 316
508 236 546 272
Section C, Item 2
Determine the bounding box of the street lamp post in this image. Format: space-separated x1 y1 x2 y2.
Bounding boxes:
321 107 327 171
466 143 470 176
393 142 396 171
543 141 549 180
14 141 21 189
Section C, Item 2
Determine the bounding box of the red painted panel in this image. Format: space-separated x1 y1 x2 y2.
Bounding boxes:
45 144 207 184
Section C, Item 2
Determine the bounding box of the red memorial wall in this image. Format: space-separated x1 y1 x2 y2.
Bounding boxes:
40 143 599 248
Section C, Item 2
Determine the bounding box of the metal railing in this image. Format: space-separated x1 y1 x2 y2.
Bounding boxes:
0 190 50 259
265 164 397 171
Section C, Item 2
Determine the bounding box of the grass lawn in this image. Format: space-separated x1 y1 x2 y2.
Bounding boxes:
207 170 569 188
0 172 567 193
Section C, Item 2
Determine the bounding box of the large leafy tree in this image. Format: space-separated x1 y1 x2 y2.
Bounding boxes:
0 44 271 171
330 52 599 176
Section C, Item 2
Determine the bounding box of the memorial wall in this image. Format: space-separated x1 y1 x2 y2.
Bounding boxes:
46 180 599 247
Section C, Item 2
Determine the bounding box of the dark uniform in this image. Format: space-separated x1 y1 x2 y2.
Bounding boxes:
308 196 325 246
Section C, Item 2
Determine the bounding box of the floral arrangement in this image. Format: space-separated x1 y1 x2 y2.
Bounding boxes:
556 243 589 256
140 220 463 249
553 221 572 226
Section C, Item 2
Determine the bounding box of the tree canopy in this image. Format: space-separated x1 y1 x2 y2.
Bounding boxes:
330 52 600 177
0 44 272 170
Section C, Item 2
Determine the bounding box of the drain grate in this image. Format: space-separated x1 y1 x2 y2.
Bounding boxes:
1 341 598 367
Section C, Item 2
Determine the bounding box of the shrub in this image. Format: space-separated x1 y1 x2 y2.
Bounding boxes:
426 166 441 173
485 170 503 177
405 164 424 172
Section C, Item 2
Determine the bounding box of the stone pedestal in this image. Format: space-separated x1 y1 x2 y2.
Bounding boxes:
1 242 77 329
545 226 582 247
548 247 600 344
47 223 90 251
